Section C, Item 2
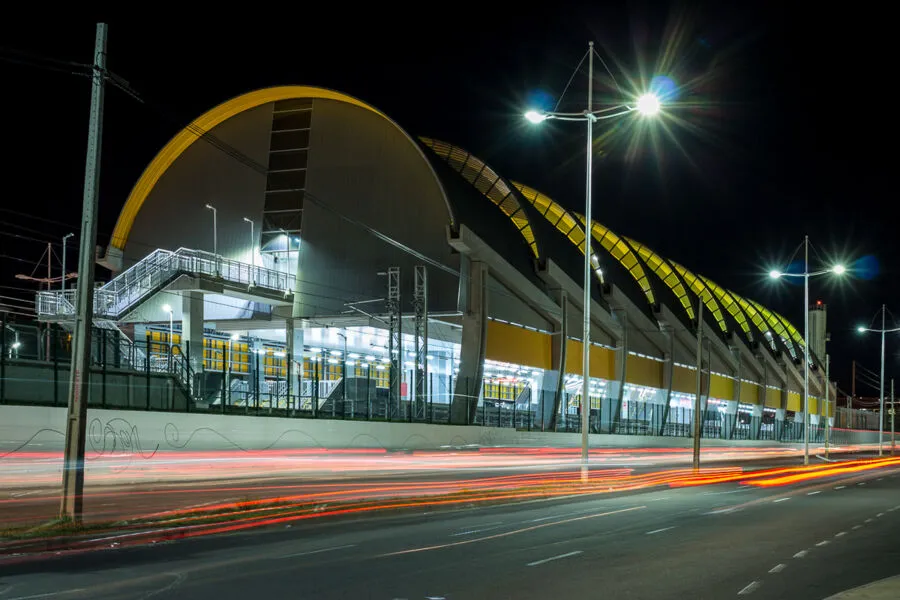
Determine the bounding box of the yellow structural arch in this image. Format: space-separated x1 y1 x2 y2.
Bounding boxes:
730 291 777 349
670 260 728 334
110 86 443 252
699 276 754 340
625 237 694 321
512 182 602 278
578 217 656 307
420 138 538 258
747 298 801 359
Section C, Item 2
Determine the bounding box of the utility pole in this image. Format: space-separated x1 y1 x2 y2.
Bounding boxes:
851 359 856 410
891 377 897 456
692 300 704 471
824 354 830 458
60 23 107 522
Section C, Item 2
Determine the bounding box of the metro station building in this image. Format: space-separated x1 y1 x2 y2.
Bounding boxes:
37 86 834 436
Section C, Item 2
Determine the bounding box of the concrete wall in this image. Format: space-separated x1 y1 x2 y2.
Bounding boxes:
0 404 880 459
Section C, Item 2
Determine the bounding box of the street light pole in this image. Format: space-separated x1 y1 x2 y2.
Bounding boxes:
581 41 594 468
803 235 810 465
891 377 895 456
880 303 886 456
61 233 74 291
824 353 830 459
522 44 663 469
769 240 846 467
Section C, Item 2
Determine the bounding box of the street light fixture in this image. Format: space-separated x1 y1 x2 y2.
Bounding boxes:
768 235 847 465
204 204 218 257
856 304 900 456
525 41 663 468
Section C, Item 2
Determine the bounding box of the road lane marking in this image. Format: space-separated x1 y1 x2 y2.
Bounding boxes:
527 550 583 567
865 518 874 523
877 513 885 517
450 525 504 537
793 550 808 558
807 491 822 495
773 498 790 503
646 527 676 535
835 486 846 490
852 525 862 530
769 564 787 573
738 581 761 595
857 482 866 486
878 478 884 481
7 593 86 600
816 541 830 547
281 544 356 559
835 532 847 537
528 515 562 523
380 505 646 557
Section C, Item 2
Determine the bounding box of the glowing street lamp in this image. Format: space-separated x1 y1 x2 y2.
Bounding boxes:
525 42 663 469
768 236 847 465
856 305 900 456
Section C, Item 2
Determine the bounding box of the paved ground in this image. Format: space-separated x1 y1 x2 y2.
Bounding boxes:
2 457 899 599
0 447 828 527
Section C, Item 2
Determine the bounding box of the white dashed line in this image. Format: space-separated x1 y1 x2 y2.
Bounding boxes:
807 491 822 495
835 532 847 537
527 550 583 567
816 541 830 547
280 544 357 559
878 478 884 481
738 580 761 595
793 550 809 558
858 482 866 486
835 486 846 490
877 513 885 518
773 498 791 503
769 563 787 573
865 518 874 523
646 527 676 535
852 525 862 530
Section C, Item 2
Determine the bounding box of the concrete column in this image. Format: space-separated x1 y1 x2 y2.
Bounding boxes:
181 291 204 376
657 329 675 436
539 290 567 430
285 319 304 408
451 260 488 425
605 310 628 433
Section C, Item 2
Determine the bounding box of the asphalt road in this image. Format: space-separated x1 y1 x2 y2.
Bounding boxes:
3 460 900 599
1 452 824 528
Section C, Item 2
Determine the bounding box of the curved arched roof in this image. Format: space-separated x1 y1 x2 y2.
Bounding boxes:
419 138 538 258
512 182 602 279
110 86 451 252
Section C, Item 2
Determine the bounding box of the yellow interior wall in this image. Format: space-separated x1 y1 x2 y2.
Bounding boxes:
787 391 801 412
672 365 696 394
765 387 781 408
709 374 734 401
564 340 616 380
625 355 663 388
740 381 761 405
485 321 552 369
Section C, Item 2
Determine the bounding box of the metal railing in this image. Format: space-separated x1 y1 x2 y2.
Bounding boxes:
36 248 296 320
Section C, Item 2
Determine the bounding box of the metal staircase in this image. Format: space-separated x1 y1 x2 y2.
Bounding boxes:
35 248 296 321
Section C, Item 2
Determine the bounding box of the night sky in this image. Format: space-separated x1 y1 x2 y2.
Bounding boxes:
1 6 895 397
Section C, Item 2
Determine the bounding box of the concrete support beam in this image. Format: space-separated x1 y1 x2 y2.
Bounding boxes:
451 259 488 424
540 290 568 430
285 320 304 406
